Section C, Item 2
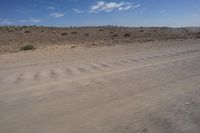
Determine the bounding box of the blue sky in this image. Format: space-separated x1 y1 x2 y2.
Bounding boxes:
0 0 200 27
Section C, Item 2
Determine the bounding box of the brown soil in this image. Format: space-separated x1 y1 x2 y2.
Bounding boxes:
1 39 200 133
0 26 200 53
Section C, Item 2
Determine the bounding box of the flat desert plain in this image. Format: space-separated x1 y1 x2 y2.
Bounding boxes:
1 26 200 133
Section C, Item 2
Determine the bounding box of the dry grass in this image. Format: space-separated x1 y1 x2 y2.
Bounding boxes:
20 44 35 51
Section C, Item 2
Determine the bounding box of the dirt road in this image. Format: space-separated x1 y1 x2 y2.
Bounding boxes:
1 40 200 133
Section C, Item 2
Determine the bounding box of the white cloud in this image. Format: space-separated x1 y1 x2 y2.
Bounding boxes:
0 19 13 25
72 9 84 13
118 5 132 11
18 19 42 24
19 19 28 23
47 6 55 10
133 4 141 9
50 13 64 18
89 1 140 13
30 18 42 23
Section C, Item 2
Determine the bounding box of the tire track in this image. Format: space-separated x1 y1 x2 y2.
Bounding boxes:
1 49 200 85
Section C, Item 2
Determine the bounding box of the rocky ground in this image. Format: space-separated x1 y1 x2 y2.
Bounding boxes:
0 26 200 53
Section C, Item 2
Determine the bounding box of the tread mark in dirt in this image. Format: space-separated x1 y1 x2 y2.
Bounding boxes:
34 73 40 80
153 55 161 58
160 54 166 57
50 70 57 78
89 64 100 70
66 68 74 75
121 60 130 64
77 67 88 72
139 57 148 61
146 57 153 59
97 62 109 68
174 53 179 56
15 73 24 83
112 62 123 66
164 54 172 57
128 59 139 62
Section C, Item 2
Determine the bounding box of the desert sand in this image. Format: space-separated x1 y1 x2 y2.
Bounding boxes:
1 27 200 133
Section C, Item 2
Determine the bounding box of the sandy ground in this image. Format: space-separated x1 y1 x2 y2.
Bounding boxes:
1 39 200 133
0 26 200 53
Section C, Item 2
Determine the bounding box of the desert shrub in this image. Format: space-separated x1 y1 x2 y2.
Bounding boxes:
20 44 35 51
61 32 68 36
24 30 31 33
14 27 19 30
71 31 77 34
124 33 131 37
99 29 104 31
110 31 113 34
8 30 14 32
140 29 144 32
153 29 157 32
112 34 119 37
85 33 89 36
71 45 77 48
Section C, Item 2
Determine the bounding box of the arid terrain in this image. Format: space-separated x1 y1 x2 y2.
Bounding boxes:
0 26 200 53
1 27 200 133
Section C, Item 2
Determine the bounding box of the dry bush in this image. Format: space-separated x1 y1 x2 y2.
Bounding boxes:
124 33 131 37
20 44 35 51
99 29 104 31
71 31 77 34
85 33 89 36
71 45 77 48
112 34 119 37
8 30 14 32
140 29 144 32
153 29 157 32
24 30 31 33
61 32 68 36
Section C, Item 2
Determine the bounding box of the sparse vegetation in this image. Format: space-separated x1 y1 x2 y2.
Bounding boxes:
71 45 77 48
153 29 157 32
124 33 131 37
61 32 68 36
99 29 104 31
113 34 119 37
85 33 89 36
20 44 35 51
140 29 144 32
0 26 200 53
24 30 31 33
92 43 97 45
71 31 77 34
8 30 14 32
